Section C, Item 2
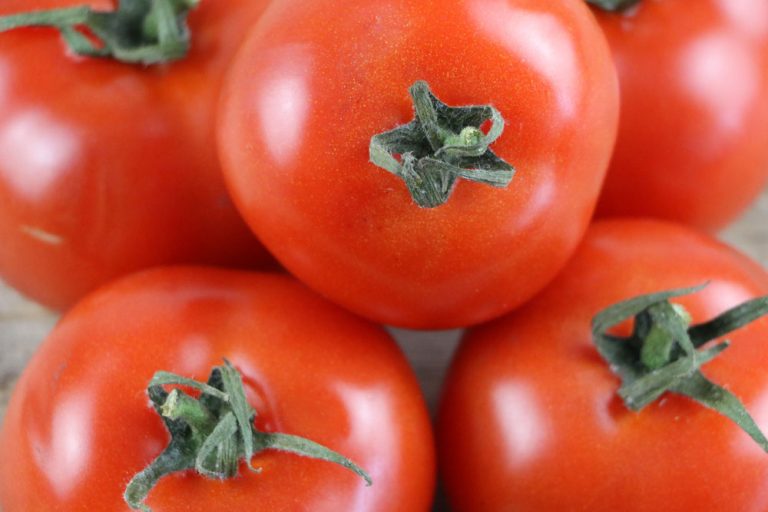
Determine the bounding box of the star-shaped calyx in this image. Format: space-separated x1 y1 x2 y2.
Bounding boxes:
592 285 768 452
369 81 515 208
123 360 371 512
0 0 200 65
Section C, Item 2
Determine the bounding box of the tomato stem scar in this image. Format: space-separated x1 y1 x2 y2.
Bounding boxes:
0 0 199 64
369 80 515 208
124 360 372 512
592 285 768 452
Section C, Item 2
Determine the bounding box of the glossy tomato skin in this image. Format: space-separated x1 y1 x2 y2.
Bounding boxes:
594 0 768 231
0 0 273 311
438 219 768 511
0 268 435 511
218 0 619 329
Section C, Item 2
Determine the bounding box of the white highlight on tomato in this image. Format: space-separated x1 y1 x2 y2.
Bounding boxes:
256 45 312 168
469 0 582 121
0 110 79 202
493 380 549 467
31 392 93 498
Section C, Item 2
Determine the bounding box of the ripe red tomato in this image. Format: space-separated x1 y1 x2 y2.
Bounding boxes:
438 219 768 511
593 0 768 231
0 268 435 511
0 0 273 310
217 0 619 329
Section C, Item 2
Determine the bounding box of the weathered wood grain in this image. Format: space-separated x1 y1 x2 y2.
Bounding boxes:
0 287 56 419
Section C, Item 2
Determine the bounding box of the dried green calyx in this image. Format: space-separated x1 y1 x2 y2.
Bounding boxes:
124 360 372 512
0 0 199 64
592 285 768 452
369 80 515 208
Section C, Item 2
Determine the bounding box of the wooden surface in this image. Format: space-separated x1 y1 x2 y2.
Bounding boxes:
0 193 766 508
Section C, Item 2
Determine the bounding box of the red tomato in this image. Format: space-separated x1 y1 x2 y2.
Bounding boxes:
0 268 435 511
0 0 273 310
217 0 619 329
438 219 768 511
593 0 768 231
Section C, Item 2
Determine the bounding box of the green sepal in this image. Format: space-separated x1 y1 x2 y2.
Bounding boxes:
195 412 240 479
369 80 514 208
124 438 197 512
689 296 768 347
124 361 372 512
672 371 768 451
149 371 229 402
220 360 259 472
0 0 199 65
592 284 768 452
253 432 373 486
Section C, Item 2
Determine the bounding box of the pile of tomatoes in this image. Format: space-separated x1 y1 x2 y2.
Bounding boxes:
1 0 768 510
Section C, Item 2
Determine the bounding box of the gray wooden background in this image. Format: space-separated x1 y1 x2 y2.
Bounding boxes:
1 192 766 510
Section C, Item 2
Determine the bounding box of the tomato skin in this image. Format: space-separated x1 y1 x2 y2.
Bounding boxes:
0 268 435 511
0 0 273 311
594 0 768 231
438 219 768 511
218 0 619 329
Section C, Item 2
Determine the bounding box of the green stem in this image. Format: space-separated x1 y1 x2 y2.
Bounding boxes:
636 302 691 370
592 285 768 452
369 80 515 208
124 361 372 512
160 389 214 434
0 0 200 64
586 0 642 12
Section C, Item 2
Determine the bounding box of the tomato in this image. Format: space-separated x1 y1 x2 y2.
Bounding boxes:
0 0 273 311
438 218 768 511
217 0 619 329
593 0 768 231
0 268 435 511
